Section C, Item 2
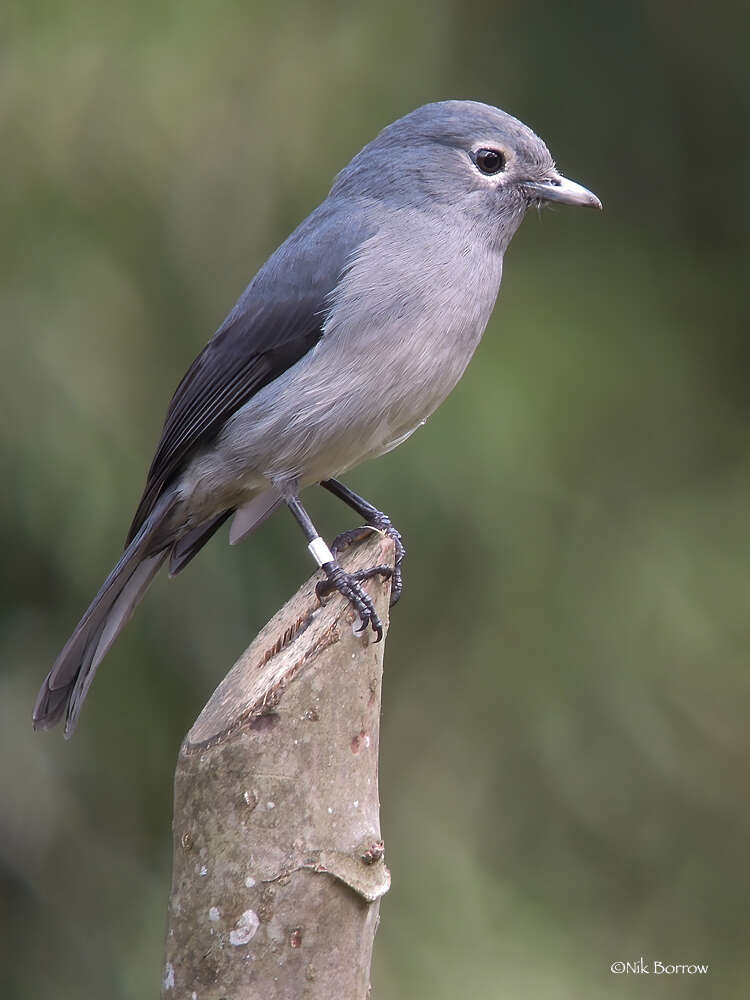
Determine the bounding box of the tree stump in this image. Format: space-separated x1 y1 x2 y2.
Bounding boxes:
162 532 394 999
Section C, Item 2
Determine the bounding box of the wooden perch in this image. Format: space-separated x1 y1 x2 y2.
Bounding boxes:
161 532 394 1000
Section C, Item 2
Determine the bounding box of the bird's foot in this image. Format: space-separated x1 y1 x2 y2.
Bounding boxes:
316 563 393 641
331 517 405 606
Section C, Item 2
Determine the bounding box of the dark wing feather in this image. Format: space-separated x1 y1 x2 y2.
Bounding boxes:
126 201 374 543
127 313 320 541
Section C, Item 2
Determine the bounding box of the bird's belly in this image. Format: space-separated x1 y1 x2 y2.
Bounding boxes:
209 349 458 495
296 411 428 485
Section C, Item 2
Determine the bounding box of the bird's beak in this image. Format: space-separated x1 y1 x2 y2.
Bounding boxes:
523 173 602 210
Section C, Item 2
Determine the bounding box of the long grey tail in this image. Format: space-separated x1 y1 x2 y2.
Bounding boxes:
33 495 176 738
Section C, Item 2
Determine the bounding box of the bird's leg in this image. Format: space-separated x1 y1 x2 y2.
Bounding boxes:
285 496 392 641
320 479 405 606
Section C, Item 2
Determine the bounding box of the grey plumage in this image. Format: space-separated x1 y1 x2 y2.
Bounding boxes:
33 99 601 736
34 492 176 731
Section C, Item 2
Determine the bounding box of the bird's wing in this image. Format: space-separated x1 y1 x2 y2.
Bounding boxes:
126 202 373 543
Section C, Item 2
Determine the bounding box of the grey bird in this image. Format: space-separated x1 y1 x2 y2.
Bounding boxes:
33 99 601 736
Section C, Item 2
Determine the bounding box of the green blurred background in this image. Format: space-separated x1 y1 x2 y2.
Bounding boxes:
2 1 749 996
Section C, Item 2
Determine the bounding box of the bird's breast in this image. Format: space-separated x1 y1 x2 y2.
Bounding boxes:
322 213 505 416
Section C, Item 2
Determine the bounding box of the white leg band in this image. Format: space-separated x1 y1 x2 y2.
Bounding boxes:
308 536 334 567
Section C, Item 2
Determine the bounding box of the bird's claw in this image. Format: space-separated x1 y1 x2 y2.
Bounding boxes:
331 525 379 553
331 517 405 607
316 563 393 641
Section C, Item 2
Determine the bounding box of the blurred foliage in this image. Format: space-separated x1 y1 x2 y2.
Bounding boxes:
1 0 749 997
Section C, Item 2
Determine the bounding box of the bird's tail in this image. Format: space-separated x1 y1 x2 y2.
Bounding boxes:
33 494 176 737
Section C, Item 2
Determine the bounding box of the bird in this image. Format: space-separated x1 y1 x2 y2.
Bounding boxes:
33 99 601 737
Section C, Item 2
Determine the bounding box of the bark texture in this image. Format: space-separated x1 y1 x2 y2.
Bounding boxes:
162 532 393 1000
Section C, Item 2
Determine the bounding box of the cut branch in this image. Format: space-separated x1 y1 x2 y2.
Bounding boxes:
162 532 394 999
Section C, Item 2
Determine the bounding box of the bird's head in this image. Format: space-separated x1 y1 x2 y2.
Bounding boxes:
331 100 601 250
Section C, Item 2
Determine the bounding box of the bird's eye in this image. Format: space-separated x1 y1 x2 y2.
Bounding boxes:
474 148 506 175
